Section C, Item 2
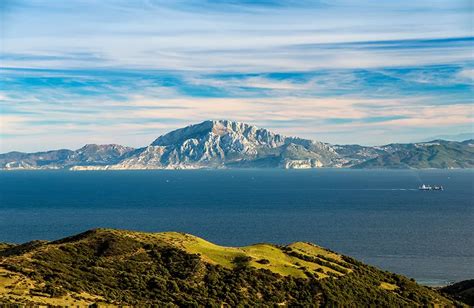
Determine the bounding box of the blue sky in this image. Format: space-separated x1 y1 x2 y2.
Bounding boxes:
0 0 473 152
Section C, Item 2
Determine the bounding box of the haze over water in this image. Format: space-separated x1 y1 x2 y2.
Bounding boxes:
0 169 472 286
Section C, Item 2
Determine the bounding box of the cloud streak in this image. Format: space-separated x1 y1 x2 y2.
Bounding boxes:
0 1 473 151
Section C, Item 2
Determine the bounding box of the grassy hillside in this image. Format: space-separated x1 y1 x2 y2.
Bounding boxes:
0 229 463 306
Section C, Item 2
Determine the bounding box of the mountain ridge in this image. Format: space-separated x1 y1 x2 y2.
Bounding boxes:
1 120 472 170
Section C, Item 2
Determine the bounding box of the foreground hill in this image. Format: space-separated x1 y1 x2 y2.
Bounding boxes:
0 229 461 306
440 279 474 306
1 120 472 170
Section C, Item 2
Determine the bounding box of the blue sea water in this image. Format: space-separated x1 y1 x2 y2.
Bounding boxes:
0 169 472 286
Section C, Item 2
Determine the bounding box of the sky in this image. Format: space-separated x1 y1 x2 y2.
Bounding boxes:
0 0 473 152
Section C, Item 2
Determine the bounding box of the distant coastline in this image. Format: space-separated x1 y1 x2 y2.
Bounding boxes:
2 120 473 171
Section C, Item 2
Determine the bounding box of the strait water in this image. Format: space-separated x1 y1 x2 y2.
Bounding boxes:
0 169 472 286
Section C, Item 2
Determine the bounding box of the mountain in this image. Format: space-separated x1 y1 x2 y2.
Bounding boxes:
421 132 474 142
352 140 474 169
1 120 472 170
0 229 462 306
0 149 74 170
0 144 135 170
104 120 339 170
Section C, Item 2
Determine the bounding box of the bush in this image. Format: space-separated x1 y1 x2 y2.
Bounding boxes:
232 255 252 269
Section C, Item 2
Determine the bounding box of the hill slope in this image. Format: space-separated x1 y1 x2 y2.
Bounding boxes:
0 229 460 306
440 279 474 306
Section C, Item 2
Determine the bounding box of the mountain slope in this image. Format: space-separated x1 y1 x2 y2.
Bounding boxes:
353 140 474 169
0 149 74 170
0 229 460 306
332 144 386 167
0 144 135 170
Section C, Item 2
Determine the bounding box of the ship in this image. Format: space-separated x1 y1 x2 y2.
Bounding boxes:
418 184 444 191
419 184 432 190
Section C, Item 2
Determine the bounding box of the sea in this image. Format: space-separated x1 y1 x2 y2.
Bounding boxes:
0 169 472 286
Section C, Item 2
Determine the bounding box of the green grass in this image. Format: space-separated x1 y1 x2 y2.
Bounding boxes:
118 230 351 278
288 242 342 261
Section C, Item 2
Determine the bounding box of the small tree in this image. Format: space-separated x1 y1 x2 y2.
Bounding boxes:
232 255 252 269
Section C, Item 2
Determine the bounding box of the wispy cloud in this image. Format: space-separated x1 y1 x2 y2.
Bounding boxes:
1 1 473 151
2 1 472 70
457 68 474 82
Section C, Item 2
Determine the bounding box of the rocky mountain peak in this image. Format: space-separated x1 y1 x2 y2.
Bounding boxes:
151 120 284 147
